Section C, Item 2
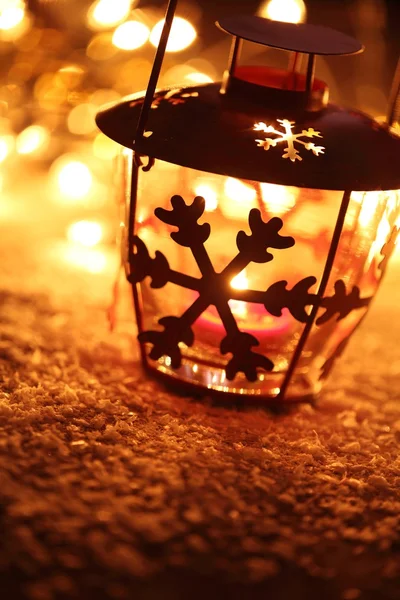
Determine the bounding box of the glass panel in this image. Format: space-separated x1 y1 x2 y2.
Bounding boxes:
290 189 400 396
123 154 400 402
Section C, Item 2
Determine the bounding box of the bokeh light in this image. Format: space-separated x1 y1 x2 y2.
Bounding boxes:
259 0 306 24
225 178 257 203
52 157 93 200
150 17 196 53
112 20 150 51
92 133 119 160
90 88 121 107
67 220 104 247
222 178 258 220
185 72 213 84
0 0 25 31
16 125 49 155
260 183 297 214
0 134 14 162
195 183 218 212
87 0 133 30
61 245 108 274
86 32 118 61
67 104 97 136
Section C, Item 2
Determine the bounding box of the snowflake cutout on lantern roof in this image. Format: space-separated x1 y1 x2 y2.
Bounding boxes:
130 88 199 111
129 194 372 382
254 119 325 162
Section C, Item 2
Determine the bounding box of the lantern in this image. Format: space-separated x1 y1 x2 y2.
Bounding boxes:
96 2 400 403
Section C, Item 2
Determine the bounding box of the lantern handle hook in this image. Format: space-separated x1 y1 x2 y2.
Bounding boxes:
134 0 179 143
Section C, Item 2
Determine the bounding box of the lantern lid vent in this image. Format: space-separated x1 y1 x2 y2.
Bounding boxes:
217 16 363 56
95 10 400 192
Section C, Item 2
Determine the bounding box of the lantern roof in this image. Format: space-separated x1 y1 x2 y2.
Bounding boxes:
216 16 363 56
96 82 400 192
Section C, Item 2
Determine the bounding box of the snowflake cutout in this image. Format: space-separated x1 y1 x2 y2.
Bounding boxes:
254 119 325 162
130 88 199 110
129 195 371 382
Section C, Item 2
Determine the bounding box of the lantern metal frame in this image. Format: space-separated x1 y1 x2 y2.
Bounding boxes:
96 1 400 403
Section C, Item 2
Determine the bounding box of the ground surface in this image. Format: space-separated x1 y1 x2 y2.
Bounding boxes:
1 221 400 600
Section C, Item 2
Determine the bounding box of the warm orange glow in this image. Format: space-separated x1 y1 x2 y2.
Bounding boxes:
62 245 108 274
225 178 257 204
90 88 120 106
53 157 93 200
222 178 258 220
230 270 249 319
0 1 25 31
92 133 119 160
67 220 104 247
86 33 117 61
0 134 14 162
356 191 381 228
185 72 213 84
67 103 97 136
195 183 218 212
230 270 249 290
57 64 85 88
16 125 49 155
150 17 196 53
112 20 149 50
375 218 391 254
259 0 306 24
87 0 133 30
260 182 297 214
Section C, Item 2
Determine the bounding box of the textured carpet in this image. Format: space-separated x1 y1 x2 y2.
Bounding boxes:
1 224 400 600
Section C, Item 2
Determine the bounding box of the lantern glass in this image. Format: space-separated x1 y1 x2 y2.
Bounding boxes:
119 151 400 401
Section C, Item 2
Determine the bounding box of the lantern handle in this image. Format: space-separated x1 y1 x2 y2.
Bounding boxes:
387 56 400 128
134 0 179 143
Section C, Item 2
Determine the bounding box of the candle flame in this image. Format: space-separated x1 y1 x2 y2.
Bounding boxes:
230 271 249 319
230 270 249 290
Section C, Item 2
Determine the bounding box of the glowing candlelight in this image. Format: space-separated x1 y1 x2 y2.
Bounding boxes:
260 182 297 215
221 178 257 220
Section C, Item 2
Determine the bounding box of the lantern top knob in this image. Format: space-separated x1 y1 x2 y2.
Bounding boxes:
217 15 363 56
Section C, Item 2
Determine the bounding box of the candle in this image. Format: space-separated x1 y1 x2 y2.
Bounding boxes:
194 268 294 349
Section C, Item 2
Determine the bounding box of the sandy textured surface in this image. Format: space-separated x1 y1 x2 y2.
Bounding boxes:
1 224 400 600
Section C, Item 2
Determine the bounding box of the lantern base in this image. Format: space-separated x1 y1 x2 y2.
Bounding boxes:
143 355 322 405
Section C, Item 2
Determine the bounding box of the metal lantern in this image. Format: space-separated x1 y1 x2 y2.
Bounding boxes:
96 2 400 403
